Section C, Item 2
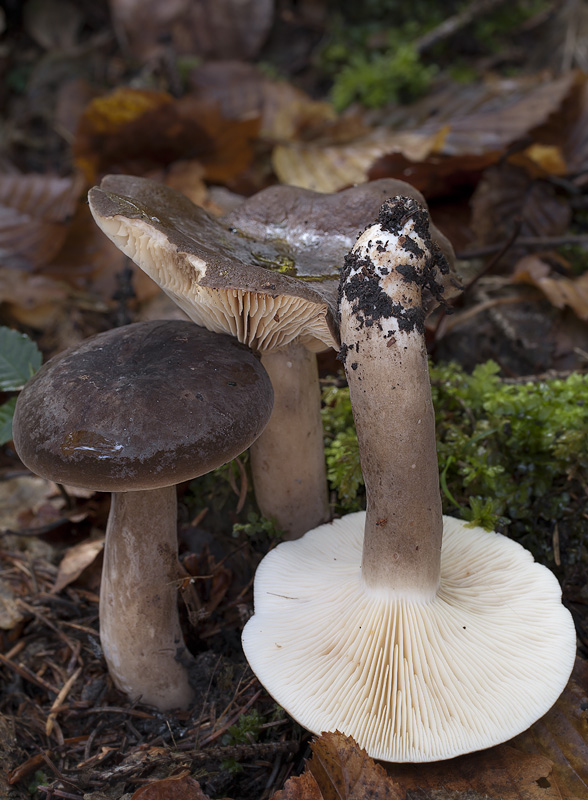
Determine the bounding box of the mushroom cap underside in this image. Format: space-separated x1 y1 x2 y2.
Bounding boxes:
88 176 459 353
13 320 273 492
88 175 340 352
242 512 576 763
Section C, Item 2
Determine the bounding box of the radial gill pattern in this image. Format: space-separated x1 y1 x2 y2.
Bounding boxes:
168 285 334 353
242 513 576 762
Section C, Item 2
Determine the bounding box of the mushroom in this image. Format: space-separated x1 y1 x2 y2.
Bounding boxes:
87 175 459 539
241 197 576 762
12 320 273 711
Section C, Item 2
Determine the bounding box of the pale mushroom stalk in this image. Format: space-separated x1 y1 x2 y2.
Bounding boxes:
250 343 329 538
100 488 193 710
340 198 443 596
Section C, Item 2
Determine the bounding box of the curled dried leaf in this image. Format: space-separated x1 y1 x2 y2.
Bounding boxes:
514 256 588 320
0 172 84 269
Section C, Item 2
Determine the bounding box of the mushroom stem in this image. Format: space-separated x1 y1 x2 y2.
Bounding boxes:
339 197 445 598
249 343 330 539
100 486 195 710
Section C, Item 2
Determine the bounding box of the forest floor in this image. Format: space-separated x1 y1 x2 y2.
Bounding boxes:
0 1 587 798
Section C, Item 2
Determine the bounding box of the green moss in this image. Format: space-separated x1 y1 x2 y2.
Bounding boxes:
330 44 436 111
317 0 550 111
322 362 588 566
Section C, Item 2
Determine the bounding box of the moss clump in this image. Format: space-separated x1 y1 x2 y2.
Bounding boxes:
322 361 588 566
329 43 436 111
318 0 549 111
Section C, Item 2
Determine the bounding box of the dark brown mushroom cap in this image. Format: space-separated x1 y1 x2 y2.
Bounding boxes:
12 321 274 492
223 180 456 286
88 176 459 352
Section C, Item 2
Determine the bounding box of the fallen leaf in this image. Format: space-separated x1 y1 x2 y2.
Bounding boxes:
385 744 562 800
184 0 274 60
272 127 447 193
433 70 580 158
470 163 571 251
0 579 25 630
188 61 337 143
0 475 57 531
513 256 588 320
52 538 104 594
43 200 158 306
0 172 85 269
511 657 588 800
73 87 259 184
278 732 402 800
272 70 582 195
130 772 227 799
109 0 273 62
273 770 323 800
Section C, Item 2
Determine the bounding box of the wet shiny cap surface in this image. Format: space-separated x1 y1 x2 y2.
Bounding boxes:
13 320 274 491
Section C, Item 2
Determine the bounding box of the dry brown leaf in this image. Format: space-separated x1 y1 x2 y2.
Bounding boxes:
0 475 58 531
511 658 588 800
273 770 323 800
43 200 159 306
514 256 588 320
0 172 84 269
130 772 223 800
52 538 104 594
276 732 402 800
470 163 571 250
73 88 259 184
385 744 561 800
434 70 580 158
273 71 581 194
0 580 26 630
272 127 447 193
189 61 337 143
186 0 274 60
563 80 588 183
165 160 209 208
509 144 569 178
109 0 273 63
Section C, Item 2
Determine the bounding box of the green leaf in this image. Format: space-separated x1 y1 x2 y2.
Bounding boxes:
0 326 42 391
0 397 17 445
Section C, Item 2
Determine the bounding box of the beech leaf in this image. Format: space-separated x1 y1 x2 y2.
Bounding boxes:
513 256 588 320
52 539 105 594
274 732 403 800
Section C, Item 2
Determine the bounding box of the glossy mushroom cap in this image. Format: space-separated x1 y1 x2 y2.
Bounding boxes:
13 320 274 491
87 175 459 354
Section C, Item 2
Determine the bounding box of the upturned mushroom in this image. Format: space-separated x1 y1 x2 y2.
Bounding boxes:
241 197 576 762
87 175 458 539
12 320 273 711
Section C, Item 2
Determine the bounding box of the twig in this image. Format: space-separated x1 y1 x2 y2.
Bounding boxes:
46 667 82 736
415 0 512 53
0 650 58 694
457 233 588 260
199 689 262 746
